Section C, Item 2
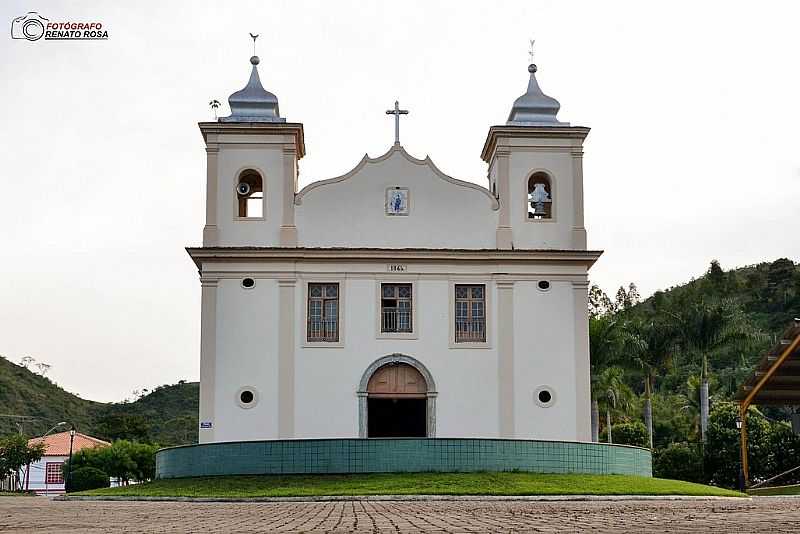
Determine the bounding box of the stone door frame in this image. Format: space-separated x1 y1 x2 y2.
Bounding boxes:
357 353 437 438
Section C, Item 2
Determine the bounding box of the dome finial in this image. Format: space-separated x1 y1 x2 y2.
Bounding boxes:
506 40 568 127
219 34 285 123
528 39 536 67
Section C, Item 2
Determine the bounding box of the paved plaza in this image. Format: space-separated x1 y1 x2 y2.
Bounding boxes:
1 496 799 533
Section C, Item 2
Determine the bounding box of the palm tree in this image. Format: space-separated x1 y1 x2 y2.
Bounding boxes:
674 300 762 442
209 99 221 119
589 316 628 441
592 366 634 443
630 319 676 448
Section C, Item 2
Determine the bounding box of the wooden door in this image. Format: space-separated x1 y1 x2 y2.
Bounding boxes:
367 363 426 398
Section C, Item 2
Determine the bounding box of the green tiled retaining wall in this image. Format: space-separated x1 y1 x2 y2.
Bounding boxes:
156 439 652 479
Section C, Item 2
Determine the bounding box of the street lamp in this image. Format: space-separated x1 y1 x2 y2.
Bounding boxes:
42 422 68 438
66 426 76 493
735 414 744 490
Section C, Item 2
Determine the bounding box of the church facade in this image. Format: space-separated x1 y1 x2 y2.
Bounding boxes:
190 52 600 445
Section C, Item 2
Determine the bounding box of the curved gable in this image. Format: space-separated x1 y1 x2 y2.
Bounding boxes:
295 145 498 249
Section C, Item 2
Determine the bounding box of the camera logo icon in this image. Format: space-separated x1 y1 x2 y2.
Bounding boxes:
11 12 48 41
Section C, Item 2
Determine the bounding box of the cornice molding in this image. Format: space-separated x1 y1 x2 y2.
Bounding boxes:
186 246 603 269
481 125 591 163
197 121 305 159
294 143 499 211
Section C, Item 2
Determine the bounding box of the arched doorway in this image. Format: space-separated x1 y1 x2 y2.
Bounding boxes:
357 354 437 438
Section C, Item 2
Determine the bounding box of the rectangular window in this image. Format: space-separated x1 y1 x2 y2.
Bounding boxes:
455 284 486 342
307 283 339 342
45 462 64 485
381 283 413 333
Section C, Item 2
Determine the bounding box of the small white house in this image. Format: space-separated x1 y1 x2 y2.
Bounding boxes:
20 431 109 495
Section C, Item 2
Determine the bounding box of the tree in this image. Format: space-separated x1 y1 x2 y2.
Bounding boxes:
630 319 677 448
705 402 771 488
94 413 151 443
588 284 614 318
592 366 634 443
0 434 46 490
589 316 634 441
708 260 725 289
675 300 761 442
66 440 159 485
766 258 796 312
627 283 641 307
615 287 629 312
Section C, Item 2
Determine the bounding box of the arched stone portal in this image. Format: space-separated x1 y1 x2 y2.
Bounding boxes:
357 354 437 438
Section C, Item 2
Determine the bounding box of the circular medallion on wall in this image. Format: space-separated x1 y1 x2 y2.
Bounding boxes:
241 277 256 289
236 386 259 409
533 385 556 408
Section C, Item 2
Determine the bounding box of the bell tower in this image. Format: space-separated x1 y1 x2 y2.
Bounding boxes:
199 50 304 248
482 53 588 250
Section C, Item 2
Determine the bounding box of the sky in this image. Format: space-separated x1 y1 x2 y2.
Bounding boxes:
1 1 799 403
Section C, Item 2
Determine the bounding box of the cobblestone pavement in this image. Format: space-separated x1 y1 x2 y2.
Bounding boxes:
2 496 799 533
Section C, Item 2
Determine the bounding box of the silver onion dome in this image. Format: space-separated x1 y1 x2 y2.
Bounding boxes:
506 63 568 127
219 55 285 123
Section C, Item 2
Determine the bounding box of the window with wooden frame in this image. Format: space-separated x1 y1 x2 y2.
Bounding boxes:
455 284 486 342
307 283 339 342
45 462 64 485
381 283 412 333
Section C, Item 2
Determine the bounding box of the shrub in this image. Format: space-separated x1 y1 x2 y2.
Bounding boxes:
65 466 109 492
600 421 649 448
653 443 704 483
65 440 159 484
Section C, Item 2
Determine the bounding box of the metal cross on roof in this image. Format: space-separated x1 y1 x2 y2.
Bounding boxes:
385 100 409 145
529 39 535 64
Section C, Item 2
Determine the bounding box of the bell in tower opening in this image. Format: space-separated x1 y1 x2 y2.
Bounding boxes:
527 173 552 219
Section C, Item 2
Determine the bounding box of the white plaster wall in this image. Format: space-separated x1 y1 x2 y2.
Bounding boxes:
512 281 581 440
213 278 280 441
508 150 577 250
295 147 498 249
20 456 66 493
292 277 500 439
215 146 285 247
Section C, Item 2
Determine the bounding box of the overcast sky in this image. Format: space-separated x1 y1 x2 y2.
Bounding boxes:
1 1 798 403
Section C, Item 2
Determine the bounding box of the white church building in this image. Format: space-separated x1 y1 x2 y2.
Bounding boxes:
190 48 600 445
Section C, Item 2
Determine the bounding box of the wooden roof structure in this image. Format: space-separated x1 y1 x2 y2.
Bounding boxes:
736 319 800 486
736 320 800 406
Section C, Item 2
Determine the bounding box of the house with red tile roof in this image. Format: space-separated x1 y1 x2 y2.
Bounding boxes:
21 431 109 495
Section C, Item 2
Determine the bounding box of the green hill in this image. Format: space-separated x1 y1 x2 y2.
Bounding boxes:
0 356 96 437
590 257 799 450
623 257 799 397
0 356 197 446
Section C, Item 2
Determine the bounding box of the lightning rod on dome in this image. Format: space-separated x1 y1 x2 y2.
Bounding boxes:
529 39 535 65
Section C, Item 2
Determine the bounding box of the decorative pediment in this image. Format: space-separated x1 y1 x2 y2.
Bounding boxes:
295 144 499 210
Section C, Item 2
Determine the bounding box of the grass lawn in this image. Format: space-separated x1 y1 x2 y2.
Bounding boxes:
748 484 800 496
76 472 743 498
